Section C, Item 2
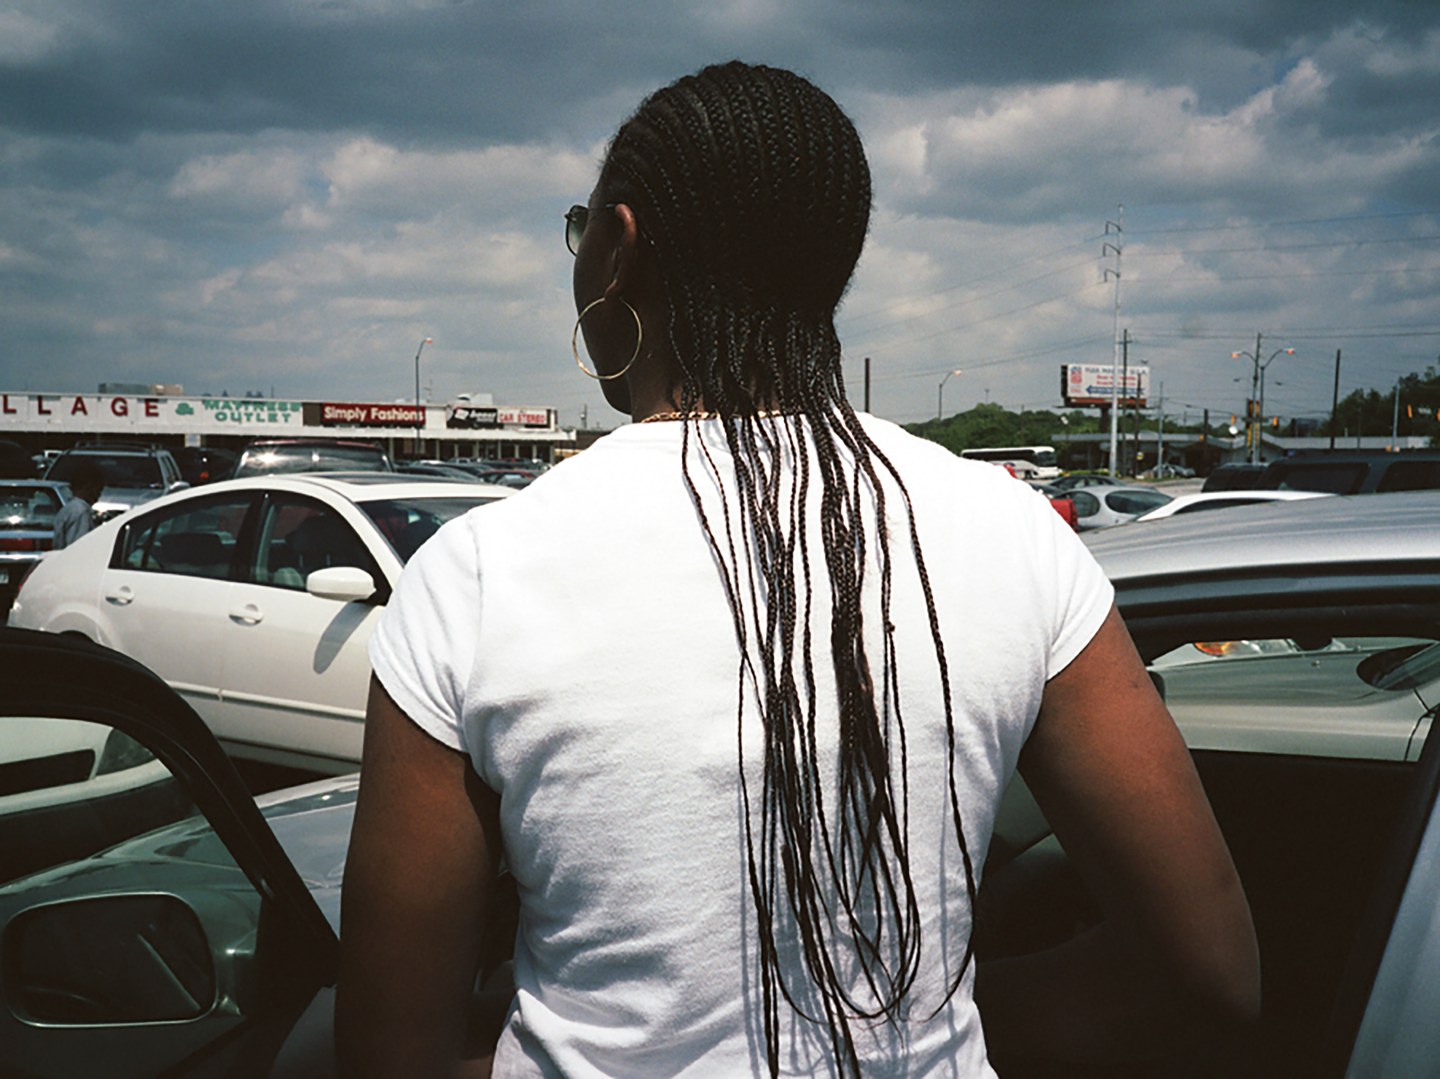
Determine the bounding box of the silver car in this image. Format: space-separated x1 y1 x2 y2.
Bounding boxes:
1065 483 1173 529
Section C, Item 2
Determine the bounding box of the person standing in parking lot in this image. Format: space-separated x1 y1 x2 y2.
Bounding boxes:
51 461 103 550
340 61 1258 1077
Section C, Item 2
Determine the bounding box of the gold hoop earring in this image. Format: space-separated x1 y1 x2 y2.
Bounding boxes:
572 296 642 381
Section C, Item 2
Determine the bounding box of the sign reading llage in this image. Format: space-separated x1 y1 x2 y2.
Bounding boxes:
309 402 425 427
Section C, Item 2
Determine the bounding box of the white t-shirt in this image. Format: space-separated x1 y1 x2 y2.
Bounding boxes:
369 413 1113 1077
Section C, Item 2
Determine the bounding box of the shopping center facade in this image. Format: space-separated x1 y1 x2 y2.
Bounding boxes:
0 389 575 463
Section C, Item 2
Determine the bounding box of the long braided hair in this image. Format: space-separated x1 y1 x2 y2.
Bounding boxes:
598 62 976 1075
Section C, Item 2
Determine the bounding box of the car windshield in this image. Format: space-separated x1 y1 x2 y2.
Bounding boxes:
0 486 64 530
360 496 501 563
49 455 163 489
238 445 389 476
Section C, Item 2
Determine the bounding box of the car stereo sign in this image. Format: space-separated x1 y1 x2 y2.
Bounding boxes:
1062 364 1150 408
446 402 553 429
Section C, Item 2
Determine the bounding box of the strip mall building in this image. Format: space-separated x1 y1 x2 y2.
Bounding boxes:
0 390 576 462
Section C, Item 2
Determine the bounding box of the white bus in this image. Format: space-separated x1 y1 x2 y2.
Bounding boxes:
958 445 1061 483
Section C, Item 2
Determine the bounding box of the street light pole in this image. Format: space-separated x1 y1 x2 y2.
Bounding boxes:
1231 335 1293 465
937 369 964 420
413 336 433 441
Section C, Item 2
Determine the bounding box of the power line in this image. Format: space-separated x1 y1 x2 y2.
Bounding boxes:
1133 264 1440 286
1126 208 1440 238
1128 234 1440 258
839 238 1098 332
842 257 1098 343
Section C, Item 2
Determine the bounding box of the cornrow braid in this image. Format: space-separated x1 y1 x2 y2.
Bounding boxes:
598 61 973 1077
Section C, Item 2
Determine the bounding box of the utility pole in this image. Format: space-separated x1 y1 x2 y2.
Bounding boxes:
1231 334 1293 465
864 356 871 413
1330 349 1342 451
1104 207 1123 477
1119 329 1136 476
1157 381 1165 473
1392 379 1401 450
1248 331 1262 464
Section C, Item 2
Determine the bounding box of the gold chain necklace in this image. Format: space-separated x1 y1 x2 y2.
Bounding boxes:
639 409 787 423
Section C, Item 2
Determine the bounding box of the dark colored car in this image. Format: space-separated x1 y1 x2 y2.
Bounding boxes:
1201 462 1267 492
1048 472 1124 492
1253 450 1440 495
170 446 239 486
0 440 34 480
230 439 393 479
0 481 70 617
44 443 188 522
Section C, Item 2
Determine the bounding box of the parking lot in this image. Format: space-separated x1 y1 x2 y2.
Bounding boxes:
4 473 1440 1075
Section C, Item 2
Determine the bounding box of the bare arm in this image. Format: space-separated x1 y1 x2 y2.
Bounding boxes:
336 677 504 1078
977 606 1260 1067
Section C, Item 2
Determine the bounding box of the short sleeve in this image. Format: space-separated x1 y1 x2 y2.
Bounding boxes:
367 515 480 752
1034 492 1114 678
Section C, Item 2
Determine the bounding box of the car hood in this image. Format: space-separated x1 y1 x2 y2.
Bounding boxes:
1154 650 1388 706
0 773 357 934
94 485 165 514
256 774 358 932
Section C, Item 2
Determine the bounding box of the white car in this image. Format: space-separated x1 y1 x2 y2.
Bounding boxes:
1134 488 1331 521
1064 484 1173 530
9 473 510 773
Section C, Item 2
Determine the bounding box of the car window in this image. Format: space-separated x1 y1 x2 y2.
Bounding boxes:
115 495 252 580
0 488 64 530
1271 461 1368 494
0 714 273 1070
49 455 163 490
1070 491 1100 517
1105 490 1170 515
1376 460 1440 493
251 496 377 590
1175 499 1248 514
1149 634 1436 761
359 495 503 563
236 445 389 476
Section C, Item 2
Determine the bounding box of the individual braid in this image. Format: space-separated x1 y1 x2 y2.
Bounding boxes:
598 62 973 1077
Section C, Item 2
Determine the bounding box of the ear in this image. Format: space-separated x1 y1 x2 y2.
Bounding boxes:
602 203 643 302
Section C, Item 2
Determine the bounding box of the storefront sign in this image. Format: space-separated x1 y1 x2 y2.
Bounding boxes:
315 402 424 427
446 404 552 429
497 407 552 428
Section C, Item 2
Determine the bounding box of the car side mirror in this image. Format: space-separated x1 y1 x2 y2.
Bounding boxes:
3 894 216 1025
306 566 376 602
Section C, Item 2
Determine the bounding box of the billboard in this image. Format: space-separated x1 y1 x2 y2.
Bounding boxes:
1062 363 1150 408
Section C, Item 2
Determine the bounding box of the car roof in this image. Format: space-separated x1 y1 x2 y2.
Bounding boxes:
59 443 170 456
1268 450 1440 463
165 472 512 504
1066 484 1165 496
1086 490 1440 583
240 438 384 450
0 479 70 491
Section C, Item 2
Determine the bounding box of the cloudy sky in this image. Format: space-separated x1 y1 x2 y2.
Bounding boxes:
2 1 1438 429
